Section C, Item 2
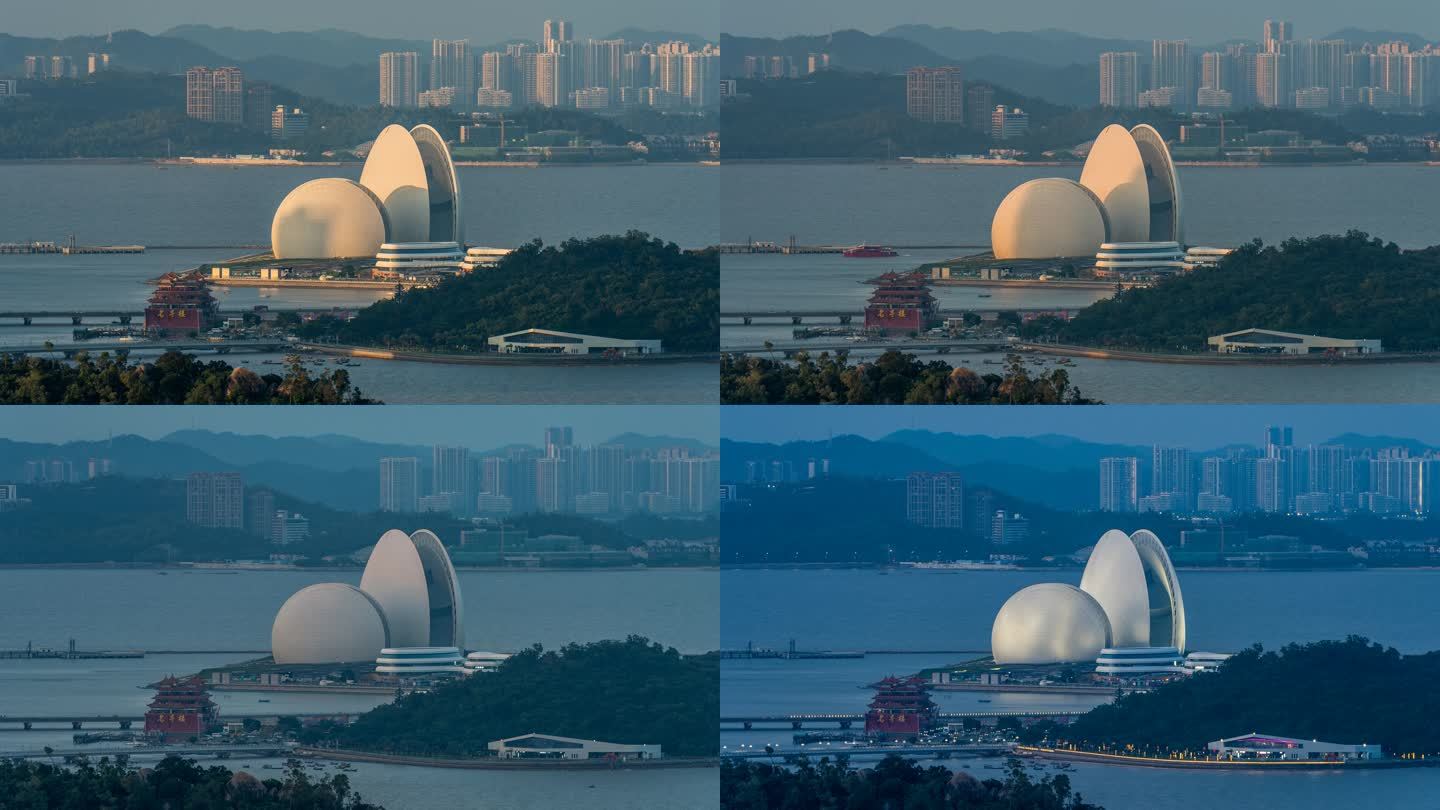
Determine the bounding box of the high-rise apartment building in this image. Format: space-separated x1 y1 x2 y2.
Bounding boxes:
906 472 965 529
431 40 474 104
186 472 244 529
1099 51 1139 108
186 66 244 123
380 51 419 107
1256 52 1292 107
380 457 420 513
543 19 572 53
906 66 965 123
965 84 996 130
1151 40 1190 108
1099 457 1139 512
433 445 469 497
1263 20 1292 54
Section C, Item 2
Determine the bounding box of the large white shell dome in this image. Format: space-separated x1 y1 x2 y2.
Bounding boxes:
358 529 433 648
270 178 388 259
991 178 1109 259
1079 124 1151 244
360 124 431 244
991 583 1112 664
1079 529 1152 647
271 583 390 664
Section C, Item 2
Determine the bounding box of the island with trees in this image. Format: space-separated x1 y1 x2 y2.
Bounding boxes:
0 351 375 404
721 351 1099 404
1023 637 1440 759
297 232 719 355
303 637 718 760
1032 232 1440 354
721 756 1103 810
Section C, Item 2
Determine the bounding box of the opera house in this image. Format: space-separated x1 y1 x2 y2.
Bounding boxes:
991 529 1190 670
270 125 465 271
991 124 1186 269
272 529 473 672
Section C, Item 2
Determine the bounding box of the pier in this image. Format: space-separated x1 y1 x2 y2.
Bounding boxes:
0 242 144 255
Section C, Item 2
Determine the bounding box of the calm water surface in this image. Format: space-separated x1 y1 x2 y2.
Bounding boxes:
720 568 1440 809
0 568 719 808
719 164 1440 402
0 163 717 404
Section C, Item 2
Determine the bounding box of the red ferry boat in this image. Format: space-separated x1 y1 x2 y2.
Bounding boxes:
864 675 939 740
843 244 898 258
863 270 939 334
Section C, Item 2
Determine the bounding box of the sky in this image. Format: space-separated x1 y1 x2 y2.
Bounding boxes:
722 406 1440 448
5 3 716 43
2 406 718 446
721 1 1438 43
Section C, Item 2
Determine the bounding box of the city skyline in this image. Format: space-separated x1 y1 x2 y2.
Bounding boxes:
721 406 1440 448
0 405 719 446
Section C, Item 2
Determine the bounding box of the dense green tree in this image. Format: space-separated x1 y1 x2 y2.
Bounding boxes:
0 352 375 404
1057 232 1440 352
721 351 1098 404
1058 637 1440 759
721 756 1103 810
299 232 719 353
310 637 718 758
0 755 382 809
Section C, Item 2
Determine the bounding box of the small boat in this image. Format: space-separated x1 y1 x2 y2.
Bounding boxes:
843 244 898 258
257 698 270 703
977 293 993 298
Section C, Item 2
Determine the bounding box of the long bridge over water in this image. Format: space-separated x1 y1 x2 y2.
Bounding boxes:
721 308 1067 326
0 339 294 357
0 744 294 761
721 710 1082 730
0 713 356 732
0 308 312 326
722 743 1014 760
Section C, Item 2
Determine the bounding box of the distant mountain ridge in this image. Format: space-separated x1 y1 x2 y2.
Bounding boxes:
0 29 376 104
160 25 432 68
879 25 1148 67
719 29 1099 106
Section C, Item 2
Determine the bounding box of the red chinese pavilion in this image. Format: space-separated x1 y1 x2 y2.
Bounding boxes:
145 273 218 335
144 675 220 741
863 271 938 334
864 676 939 739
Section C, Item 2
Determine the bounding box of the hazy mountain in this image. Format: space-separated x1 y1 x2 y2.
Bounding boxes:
0 29 376 105
721 30 955 76
160 25 429 68
160 430 429 472
880 430 1149 472
0 435 377 511
605 433 718 453
960 54 1098 108
880 25 1147 67
606 28 712 48
1323 28 1433 49
720 29 1097 107
721 435 1101 511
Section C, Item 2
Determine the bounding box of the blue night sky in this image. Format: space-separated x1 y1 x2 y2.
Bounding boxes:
722 406 1440 448
1 406 718 446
